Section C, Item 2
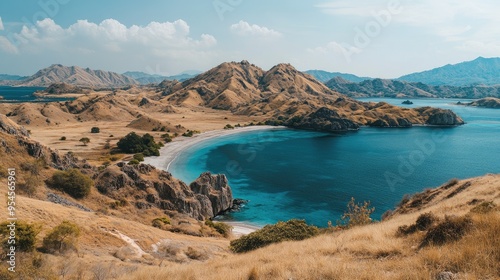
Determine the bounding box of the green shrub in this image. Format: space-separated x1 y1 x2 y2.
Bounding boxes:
60 136 66 141
230 219 319 253
128 159 140 165
224 124 234 130
205 220 232 237
420 215 472 247
42 221 80 254
133 153 144 162
161 133 172 143
182 130 200 137
45 169 93 199
0 221 40 252
117 132 161 156
91 127 100 133
338 197 375 228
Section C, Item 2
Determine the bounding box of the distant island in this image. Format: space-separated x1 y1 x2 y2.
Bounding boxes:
402 100 413 105
458 97 500 109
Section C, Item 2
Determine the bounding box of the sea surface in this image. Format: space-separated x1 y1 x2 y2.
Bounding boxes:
169 98 500 227
0 86 74 103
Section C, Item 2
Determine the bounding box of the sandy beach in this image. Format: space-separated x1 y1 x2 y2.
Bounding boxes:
145 125 284 235
144 125 285 172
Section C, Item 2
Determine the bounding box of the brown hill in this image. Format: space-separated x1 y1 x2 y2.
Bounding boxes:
166 61 464 128
20 64 139 87
468 97 500 108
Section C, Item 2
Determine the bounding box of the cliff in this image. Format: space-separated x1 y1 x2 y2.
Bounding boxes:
95 164 233 220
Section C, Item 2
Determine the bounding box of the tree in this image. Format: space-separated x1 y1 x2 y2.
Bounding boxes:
45 169 93 199
0 221 40 252
79 137 90 146
90 127 100 133
117 132 161 156
339 197 375 228
42 221 80 253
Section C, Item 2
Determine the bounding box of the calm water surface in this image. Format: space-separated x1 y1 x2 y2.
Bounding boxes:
170 98 500 227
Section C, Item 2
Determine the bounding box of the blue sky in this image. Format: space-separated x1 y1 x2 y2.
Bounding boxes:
0 0 499 78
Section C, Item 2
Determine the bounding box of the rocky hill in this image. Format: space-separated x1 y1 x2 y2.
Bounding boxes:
164 61 464 128
467 97 500 108
398 57 500 86
20 64 139 87
326 77 500 99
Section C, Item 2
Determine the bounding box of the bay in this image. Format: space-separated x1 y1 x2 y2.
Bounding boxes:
170 98 500 227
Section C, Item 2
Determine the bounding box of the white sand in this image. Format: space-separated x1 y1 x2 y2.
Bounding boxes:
145 126 280 236
144 125 284 172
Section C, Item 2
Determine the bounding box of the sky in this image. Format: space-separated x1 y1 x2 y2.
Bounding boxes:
0 0 499 78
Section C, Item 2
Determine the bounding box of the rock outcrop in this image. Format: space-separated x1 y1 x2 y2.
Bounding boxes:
286 107 360 131
0 114 30 137
468 97 500 108
416 108 465 126
95 163 233 220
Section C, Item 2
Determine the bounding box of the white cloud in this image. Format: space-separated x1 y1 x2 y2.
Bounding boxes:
230 20 282 37
0 18 218 74
0 17 4 31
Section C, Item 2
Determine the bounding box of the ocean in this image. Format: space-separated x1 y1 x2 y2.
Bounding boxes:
169 98 500 227
0 86 74 103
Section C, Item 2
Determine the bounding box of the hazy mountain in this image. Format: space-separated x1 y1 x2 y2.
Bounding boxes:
304 70 372 83
326 77 500 99
20 64 139 87
398 57 500 86
0 74 27 81
123 71 200 84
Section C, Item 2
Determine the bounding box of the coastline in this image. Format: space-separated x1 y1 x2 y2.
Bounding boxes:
144 125 286 172
144 125 284 236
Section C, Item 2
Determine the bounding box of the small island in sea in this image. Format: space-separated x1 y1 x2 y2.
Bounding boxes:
402 99 413 105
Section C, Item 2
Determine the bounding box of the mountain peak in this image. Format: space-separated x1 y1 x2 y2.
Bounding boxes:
21 65 138 87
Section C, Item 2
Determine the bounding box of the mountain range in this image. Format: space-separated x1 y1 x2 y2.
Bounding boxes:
19 64 139 87
326 77 500 99
398 57 500 86
304 70 371 83
122 71 200 84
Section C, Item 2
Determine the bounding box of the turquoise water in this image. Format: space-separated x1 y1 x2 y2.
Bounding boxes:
170 98 500 227
0 86 74 103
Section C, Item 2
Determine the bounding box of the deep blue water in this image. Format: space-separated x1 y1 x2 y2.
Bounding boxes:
0 86 74 103
170 98 500 227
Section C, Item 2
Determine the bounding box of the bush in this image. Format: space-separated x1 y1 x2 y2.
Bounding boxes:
152 217 171 229
60 136 66 141
470 201 497 214
79 137 90 146
397 212 439 236
45 169 93 199
224 124 234 129
128 159 140 165
338 197 375 228
133 153 144 162
420 215 472 247
0 221 40 252
161 133 172 143
117 132 161 156
205 220 232 237
42 221 80 253
91 127 100 133
182 130 200 137
230 219 319 253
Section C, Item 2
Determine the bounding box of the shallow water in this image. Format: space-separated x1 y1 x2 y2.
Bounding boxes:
170 98 500 227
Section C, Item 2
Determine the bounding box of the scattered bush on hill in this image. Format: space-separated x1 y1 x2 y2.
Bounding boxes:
338 197 375 228
45 168 93 199
420 215 473 247
0 221 40 252
152 217 171 230
116 132 161 156
230 219 319 253
182 130 201 137
60 136 66 141
470 201 497 214
224 124 234 129
397 212 439 236
79 137 90 146
90 127 100 133
42 221 80 254
205 220 232 238
133 153 144 162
